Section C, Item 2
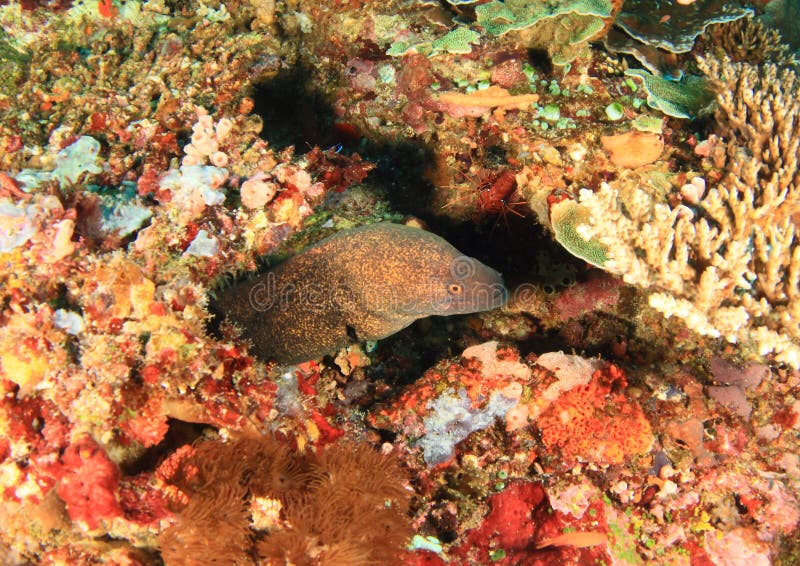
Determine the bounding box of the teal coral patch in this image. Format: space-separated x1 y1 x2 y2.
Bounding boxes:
386 41 417 57
88 181 153 238
388 26 480 57
430 27 481 55
625 69 715 120
475 0 613 36
475 0 612 65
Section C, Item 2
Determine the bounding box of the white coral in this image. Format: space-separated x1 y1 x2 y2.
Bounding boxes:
571 55 800 366
182 108 234 167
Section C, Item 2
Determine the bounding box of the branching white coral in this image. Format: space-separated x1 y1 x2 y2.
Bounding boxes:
576 55 800 366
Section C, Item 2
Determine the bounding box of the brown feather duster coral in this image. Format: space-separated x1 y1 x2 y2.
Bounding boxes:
705 16 794 65
157 440 254 565
258 442 412 566
314 442 411 509
158 480 252 566
156 435 412 566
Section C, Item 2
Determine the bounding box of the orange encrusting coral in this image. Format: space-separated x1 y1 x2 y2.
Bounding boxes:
437 85 540 118
537 364 653 466
600 131 664 168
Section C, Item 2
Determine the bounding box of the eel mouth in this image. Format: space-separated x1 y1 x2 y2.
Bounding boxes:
455 280 509 313
468 262 509 312
487 281 510 310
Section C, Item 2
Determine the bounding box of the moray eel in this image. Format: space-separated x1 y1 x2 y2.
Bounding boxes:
212 222 508 364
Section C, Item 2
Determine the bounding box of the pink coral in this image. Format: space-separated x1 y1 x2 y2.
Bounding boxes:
553 272 622 321
240 171 278 209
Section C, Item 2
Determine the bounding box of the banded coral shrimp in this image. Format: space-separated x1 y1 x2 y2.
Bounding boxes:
439 160 528 234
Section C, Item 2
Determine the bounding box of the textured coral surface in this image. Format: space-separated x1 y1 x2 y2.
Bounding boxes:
1 0 799 564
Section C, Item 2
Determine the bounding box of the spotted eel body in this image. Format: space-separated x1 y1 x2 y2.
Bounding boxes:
212 222 507 364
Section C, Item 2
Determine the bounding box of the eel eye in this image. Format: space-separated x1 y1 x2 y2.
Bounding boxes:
448 283 464 295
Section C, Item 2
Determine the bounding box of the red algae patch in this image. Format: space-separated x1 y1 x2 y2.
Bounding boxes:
454 481 546 562
537 364 653 466
450 481 612 565
55 436 124 531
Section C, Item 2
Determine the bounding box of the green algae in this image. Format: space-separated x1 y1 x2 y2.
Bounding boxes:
551 200 609 268
475 0 613 66
624 69 715 119
0 28 30 94
631 114 664 133
605 102 624 120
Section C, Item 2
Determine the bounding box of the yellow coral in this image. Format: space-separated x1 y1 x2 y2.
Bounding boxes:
0 306 68 395
0 350 49 394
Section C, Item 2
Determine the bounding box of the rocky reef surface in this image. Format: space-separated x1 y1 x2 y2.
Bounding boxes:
1 0 799 564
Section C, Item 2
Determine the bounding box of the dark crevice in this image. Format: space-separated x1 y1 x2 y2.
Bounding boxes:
251 64 346 151
119 419 207 477
249 64 594 378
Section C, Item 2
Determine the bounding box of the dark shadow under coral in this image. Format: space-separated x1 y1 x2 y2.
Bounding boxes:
119 419 206 477
243 65 603 377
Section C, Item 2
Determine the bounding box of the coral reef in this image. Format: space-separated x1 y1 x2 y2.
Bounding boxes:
762 0 800 50
623 69 714 119
1 0 800 563
537 364 653 466
604 2 753 78
475 0 617 66
573 53 800 366
614 0 752 53
704 15 795 65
